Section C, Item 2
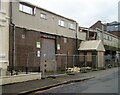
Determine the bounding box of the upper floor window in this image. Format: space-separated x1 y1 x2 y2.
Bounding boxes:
19 3 35 15
69 23 75 30
104 34 107 39
40 13 46 19
58 20 65 27
64 38 67 43
108 36 112 41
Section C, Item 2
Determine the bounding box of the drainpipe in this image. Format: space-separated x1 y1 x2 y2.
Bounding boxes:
101 24 104 44
10 1 16 75
75 23 78 66
75 23 78 55
87 29 90 40
10 23 16 75
13 23 16 74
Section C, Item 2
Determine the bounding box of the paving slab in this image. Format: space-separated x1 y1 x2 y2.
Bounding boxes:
2 72 95 94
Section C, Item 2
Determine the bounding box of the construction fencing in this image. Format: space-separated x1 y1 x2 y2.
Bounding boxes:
7 53 120 77
41 54 98 77
104 55 119 68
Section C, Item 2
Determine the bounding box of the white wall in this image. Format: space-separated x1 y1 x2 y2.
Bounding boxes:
0 0 10 76
0 73 41 85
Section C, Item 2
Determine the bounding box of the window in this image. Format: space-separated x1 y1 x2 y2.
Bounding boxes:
108 36 112 41
64 38 67 43
22 34 25 39
19 3 35 15
110 37 112 41
57 44 60 50
40 13 46 19
69 23 75 30
104 34 106 39
58 20 65 27
104 35 112 41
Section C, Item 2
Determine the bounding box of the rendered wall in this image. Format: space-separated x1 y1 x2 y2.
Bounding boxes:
0 0 10 76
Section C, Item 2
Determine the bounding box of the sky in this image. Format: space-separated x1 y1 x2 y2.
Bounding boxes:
23 0 119 27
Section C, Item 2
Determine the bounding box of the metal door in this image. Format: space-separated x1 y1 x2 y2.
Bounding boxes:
41 38 56 72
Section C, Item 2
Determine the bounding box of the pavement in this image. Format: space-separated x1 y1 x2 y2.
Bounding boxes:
2 71 95 95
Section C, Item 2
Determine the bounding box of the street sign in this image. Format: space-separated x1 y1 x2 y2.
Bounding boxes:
36 42 40 48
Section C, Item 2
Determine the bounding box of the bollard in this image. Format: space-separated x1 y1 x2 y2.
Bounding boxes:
26 67 28 74
44 60 47 72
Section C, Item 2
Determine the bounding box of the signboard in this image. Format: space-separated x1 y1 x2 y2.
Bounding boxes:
36 42 40 48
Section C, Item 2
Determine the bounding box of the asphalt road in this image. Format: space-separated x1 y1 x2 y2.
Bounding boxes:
35 67 120 94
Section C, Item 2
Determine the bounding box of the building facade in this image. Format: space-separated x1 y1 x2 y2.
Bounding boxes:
106 21 120 32
9 1 86 73
90 21 120 52
0 0 10 76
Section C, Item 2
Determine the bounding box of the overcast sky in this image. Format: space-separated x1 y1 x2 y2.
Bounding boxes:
23 0 119 27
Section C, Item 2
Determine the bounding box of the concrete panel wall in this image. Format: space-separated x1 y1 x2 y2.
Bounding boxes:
97 29 120 49
11 1 77 39
0 73 41 85
77 31 86 40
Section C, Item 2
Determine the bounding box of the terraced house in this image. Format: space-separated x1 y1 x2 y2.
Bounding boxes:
9 0 86 74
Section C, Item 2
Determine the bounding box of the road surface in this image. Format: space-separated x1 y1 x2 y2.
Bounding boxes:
34 67 120 94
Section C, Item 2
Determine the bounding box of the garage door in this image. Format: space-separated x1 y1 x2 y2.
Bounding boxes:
41 38 56 71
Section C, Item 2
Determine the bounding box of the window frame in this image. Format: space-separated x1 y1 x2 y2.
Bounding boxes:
19 3 35 15
64 38 67 43
69 23 75 30
57 44 61 50
58 20 65 27
40 13 47 19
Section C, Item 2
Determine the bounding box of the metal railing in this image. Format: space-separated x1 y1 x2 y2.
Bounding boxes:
6 53 120 76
